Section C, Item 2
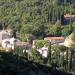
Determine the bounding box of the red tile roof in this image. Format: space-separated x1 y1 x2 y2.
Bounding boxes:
44 37 64 41
15 42 30 46
64 14 75 19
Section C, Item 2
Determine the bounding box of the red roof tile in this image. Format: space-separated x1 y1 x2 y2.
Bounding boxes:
64 14 75 19
44 37 64 41
15 42 30 46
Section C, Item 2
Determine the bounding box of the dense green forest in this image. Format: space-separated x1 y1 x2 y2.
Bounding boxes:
0 0 75 39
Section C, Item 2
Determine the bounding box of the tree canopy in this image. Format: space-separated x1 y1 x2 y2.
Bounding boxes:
0 0 75 38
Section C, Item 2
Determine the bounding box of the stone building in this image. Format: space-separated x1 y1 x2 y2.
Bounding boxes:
0 30 10 44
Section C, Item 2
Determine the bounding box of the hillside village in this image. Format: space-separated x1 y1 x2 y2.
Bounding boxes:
0 0 75 75
0 29 75 58
0 30 65 57
0 29 75 75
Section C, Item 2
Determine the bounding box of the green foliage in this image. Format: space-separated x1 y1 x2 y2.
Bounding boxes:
45 25 55 36
72 21 75 28
51 45 66 51
55 20 61 28
19 34 34 43
45 20 62 36
48 20 62 36
51 45 66 67
61 27 70 37
29 47 45 63
29 40 48 63
0 0 75 38
13 46 23 56
54 20 61 35
51 45 66 59
34 40 48 48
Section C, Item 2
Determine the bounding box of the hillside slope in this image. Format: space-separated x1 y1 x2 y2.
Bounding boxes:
0 52 72 75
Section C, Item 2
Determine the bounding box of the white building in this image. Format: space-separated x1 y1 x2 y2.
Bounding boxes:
0 30 10 43
2 37 20 51
37 47 48 57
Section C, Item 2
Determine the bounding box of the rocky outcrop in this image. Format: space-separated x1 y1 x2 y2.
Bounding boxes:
64 33 75 48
